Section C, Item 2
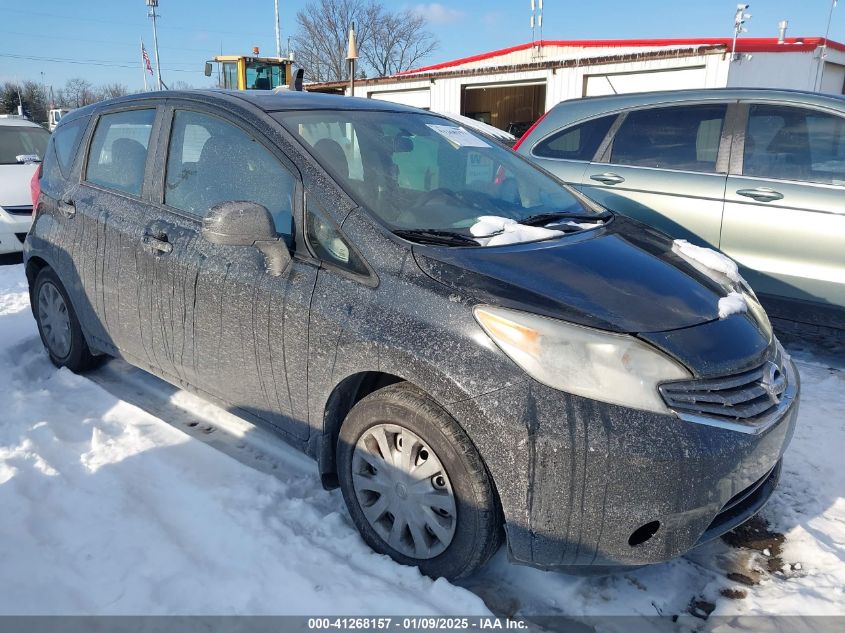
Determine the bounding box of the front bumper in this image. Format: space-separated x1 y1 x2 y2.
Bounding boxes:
448 358 799 569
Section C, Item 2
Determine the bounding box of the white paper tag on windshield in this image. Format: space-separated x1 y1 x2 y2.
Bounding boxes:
426 124 490 148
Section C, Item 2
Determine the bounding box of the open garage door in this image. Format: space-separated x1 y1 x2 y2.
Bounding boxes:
584 66 707 97
369 88 431 109
460 82 546 135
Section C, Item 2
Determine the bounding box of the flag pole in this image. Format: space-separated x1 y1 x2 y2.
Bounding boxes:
141 38 148 91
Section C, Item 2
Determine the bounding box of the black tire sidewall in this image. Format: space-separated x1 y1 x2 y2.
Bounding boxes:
337 385 499 579
33 268 92 371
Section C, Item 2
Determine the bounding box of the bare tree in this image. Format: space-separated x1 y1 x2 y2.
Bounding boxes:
293 0 436 82
98 83 129 100
362 8 437 77
59 78 97 108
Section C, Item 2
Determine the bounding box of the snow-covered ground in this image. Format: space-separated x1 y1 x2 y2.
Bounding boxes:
1 261 843 622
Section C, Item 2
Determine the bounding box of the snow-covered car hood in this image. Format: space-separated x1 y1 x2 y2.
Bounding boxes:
0 163 38 208
413 215 762 336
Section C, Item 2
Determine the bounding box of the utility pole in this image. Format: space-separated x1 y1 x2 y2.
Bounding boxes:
274 0 283 58
146 0 163 90
815 0 838 91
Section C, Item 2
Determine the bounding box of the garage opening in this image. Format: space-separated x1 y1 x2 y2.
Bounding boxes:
460 82 546 136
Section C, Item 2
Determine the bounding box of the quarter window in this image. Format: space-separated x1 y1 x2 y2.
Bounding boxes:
164 110 296 236
610 105 727 173
533 115 615 161
86 109 155 196
53 118 88 176
743 104 845 185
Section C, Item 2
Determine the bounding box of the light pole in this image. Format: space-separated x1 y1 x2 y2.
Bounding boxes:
274 0 283 59
146 0 163 90
815 0 838 91
731 4 752 62
347 23 358 97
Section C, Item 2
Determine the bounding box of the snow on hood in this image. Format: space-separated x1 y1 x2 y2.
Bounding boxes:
672 239 751 319
672 239 742 283
470 215 563 246
718 291 748 319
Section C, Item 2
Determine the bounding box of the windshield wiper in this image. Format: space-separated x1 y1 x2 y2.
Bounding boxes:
518 210 611 227
393 229 480 247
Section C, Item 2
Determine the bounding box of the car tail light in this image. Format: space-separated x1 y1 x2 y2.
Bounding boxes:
512 110 550 151
30 164 42 215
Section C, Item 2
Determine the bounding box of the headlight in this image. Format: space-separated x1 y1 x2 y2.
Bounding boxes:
473 305 691 414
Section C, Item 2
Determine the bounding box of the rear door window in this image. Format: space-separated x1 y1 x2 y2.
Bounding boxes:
743 104 845 185
609 104 727 173
533 115 615 161
86 109 156 196
164 110 296 236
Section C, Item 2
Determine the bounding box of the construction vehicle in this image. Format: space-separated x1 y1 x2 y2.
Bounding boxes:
204 48 301 91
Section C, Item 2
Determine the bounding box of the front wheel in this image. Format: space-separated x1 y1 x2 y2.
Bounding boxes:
337 383 502 579
32 267 97 372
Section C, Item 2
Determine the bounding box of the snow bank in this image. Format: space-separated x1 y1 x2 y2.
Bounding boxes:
673 239 742 283
718 291 748 319
0 265 489 616
470 216 563 246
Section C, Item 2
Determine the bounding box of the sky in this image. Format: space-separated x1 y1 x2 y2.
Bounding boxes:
2 0 845 92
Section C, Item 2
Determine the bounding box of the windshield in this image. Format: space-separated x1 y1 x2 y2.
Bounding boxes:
276 110 595 232
0 125 50 165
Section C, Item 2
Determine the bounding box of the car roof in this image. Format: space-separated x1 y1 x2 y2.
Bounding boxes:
67 88 427 118
519 87 845 150
0 117 46 128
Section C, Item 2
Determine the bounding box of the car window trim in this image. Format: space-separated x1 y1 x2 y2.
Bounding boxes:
595 100 735 176
154 101 305 241
528 113 622 163
732 99 845 184
52 116 91 178
81 104 163 202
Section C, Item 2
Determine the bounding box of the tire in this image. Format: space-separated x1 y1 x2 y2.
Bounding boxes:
337 382 502 579
32 267 98 372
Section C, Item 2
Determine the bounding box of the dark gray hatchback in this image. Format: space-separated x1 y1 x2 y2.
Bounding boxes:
25 89 798 578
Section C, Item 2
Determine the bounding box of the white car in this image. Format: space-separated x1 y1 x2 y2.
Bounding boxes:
1 117 50 254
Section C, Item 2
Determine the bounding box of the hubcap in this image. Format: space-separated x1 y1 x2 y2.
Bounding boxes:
352 423 457 559
38 281 72 359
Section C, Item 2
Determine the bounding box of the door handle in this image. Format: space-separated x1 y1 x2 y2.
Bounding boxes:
142 233 173 254
590 172 625 185
58 199 75 218
736 187 784 202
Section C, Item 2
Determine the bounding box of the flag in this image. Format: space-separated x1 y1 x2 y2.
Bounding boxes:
141 42 154 76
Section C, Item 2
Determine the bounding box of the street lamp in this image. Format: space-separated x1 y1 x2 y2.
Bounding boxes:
146 0 163 90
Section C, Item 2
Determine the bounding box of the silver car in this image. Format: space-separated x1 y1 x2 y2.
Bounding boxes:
516 88 845 331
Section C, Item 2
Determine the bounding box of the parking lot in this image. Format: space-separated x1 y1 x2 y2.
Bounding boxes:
1 257 843 624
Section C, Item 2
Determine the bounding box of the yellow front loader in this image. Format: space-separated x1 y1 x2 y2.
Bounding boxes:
204 49 301 90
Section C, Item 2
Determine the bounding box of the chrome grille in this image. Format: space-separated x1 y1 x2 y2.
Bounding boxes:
660 344 790 427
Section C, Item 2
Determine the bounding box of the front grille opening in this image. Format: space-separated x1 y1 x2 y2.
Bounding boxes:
659 345 788 426
15 233 27 244
628 520 661 547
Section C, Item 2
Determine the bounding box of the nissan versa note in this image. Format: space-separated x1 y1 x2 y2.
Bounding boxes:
25 90 799 579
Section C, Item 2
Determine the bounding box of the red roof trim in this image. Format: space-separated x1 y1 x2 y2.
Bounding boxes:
396 37 845 76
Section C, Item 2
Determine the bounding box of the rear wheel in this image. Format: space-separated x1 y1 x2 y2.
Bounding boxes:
33 267 97 372
337 383 502 579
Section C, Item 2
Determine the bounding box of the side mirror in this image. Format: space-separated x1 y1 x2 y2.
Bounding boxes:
204 62 213 77
202 201 291 274
289 67 304 91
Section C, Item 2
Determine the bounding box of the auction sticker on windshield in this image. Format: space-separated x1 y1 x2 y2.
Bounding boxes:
426 124 490 148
